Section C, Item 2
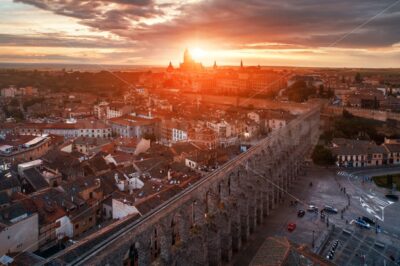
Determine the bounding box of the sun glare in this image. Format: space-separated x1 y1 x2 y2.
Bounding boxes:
191 47 206 60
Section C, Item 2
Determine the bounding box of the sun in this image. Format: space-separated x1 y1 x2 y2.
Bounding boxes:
191 47 206 60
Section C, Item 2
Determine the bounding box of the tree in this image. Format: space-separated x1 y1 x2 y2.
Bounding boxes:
311 145 335 166
286 80 316 102
355 72 362 83
342 109 353 119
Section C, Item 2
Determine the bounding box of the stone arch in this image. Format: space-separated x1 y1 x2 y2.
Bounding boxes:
205 186 220 216
122 243 139 266
218 179 230 199
170 214 181 247
124 243 139 266
150 226 161 262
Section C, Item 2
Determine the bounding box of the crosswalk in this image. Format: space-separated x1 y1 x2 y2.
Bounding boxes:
337 171 360 179
337 171 394 221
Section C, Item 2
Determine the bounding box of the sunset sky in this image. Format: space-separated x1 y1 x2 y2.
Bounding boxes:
1 0 400 67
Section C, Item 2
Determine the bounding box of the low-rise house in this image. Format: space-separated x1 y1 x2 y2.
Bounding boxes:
161 120 190 143
20 164 62 193
0 202 39 256
82 155 110 176
106 102 133 119
383 143 400 165
331 138 387 167
41 150 85 181
0 173 21 196
18 120 112 139
109 114 160 139
188 127 218 150
72 137 111 155
0 134 52 163
93 101 109 119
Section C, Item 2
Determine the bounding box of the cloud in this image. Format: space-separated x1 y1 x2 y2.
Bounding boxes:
0 33 137 48
8 0 400 66
14 0 400 49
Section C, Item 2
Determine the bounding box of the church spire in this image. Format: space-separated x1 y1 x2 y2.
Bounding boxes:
240 59 243 68
184 48 192 64
213 60 217 69
166 61 174 72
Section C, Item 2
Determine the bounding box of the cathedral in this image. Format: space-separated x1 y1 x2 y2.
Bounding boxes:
167 48 204 72
180 48 203 71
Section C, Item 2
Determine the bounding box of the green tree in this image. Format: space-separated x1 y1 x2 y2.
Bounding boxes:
355 72 362 83
286 80 316 102
311 145 335 166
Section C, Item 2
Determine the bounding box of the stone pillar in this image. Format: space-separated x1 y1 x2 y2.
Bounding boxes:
269 184 275 210
159 223 172 266
230 201 242 252
207 223 222 266
220 213 232 262
263 190 270 216
257 191 264 224
239 194 250 242
189 199 209 265
137 241 151 266
247 185 257 233
178 211 190 245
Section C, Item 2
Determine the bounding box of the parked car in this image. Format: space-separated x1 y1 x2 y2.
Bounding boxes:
323 205 338 214
355 218 370 229
307 205 318 212
386 194 399 201
297 210 305 217
361 216 375 226
287 223 296 232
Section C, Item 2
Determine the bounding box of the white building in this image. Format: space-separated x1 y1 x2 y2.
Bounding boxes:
0 206 39 256
55 216 73 239
172 128 188 142
112 198 140 220
206 120 232 138
0 87 17 98
19 120 112 139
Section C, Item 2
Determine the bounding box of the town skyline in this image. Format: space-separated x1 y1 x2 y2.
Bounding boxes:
1 0 400 67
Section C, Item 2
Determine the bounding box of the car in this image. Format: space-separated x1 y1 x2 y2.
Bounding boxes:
355 218 370 229
297 210 305 217
307 205 318 212
323 205 338 214
386 194 399 201
287 223 296 232
361 216 375 226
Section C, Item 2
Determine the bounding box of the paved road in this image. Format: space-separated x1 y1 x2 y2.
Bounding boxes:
231 165 400 266
337 167 400 241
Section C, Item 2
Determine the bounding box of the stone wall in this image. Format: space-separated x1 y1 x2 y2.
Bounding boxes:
324 106 400 122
